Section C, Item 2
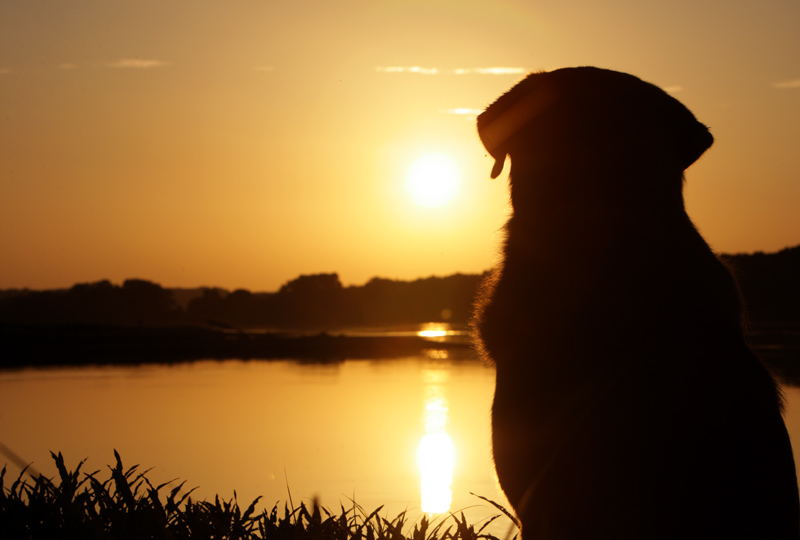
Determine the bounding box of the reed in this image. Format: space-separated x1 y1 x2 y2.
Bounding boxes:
1 451 515 540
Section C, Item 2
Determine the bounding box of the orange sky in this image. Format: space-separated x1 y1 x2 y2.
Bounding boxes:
1 0 799 291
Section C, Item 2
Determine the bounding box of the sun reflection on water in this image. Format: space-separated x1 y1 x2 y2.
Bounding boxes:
418 362 456 514
417 323 453 340
418 329 448 338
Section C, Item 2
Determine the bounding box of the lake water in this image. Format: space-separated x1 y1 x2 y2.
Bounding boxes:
3 351 800 536
0 352 511 534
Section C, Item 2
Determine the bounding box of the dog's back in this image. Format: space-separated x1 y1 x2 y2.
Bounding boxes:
473 67 799 539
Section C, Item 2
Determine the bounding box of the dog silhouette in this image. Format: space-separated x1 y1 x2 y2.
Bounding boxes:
472 67 799 539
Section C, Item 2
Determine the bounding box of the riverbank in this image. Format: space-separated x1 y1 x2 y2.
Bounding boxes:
0 323 475 368
2 321 799 377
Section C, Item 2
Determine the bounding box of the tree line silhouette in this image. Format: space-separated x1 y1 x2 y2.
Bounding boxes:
0 273 481 329
0 245 798 329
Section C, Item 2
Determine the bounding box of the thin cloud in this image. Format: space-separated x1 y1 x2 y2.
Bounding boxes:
774 80 800 89
663 85 683 94
254 66 275 73
59 63 78 70
107 59 169 69
376 66 439 74
442 108 483 116
376 66 525 76
0 68 10 75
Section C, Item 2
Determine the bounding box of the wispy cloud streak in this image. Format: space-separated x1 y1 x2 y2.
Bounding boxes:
774 80 800 89
442 108 483 116
376 66 439 74
107 59 169 69
0 68 10 75
376 66 525 75
662 85 683 94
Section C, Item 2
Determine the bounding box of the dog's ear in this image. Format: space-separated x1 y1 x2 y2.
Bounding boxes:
477 73 556 179
477 110 509 179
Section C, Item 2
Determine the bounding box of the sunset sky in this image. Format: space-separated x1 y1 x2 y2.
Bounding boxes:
1 0 799 292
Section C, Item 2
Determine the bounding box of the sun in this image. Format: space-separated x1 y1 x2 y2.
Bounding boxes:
406 153 460 208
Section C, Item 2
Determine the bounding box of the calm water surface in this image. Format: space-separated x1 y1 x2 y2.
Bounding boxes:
0 354 508 531
4 354 800 533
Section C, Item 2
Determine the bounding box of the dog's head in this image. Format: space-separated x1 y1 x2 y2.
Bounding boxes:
477 67 713 198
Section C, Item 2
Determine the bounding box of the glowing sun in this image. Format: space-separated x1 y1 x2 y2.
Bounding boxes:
406 153 460 207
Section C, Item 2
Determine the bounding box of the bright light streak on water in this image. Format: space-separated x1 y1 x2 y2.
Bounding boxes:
418 366 455 514
417 323 452 339
418 330 448 338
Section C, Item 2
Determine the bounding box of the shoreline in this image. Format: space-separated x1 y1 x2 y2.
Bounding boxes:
0 323 477 368
2 322 798 377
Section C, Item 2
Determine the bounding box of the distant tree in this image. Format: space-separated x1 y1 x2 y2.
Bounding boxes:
0 279 182 326
187 288 226 324
279 273 343 296
69 280 118 323
222 289 257 328
278 273 344 327
346 274 482 325
723 245 800 321
120 279 179 325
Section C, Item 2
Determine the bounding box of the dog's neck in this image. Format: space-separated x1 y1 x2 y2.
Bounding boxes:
503 169 695 262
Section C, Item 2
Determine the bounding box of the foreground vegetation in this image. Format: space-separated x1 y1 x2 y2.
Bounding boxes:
1 452 516 540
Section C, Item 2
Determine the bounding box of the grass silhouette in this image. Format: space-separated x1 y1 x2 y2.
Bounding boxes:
1 451 516 540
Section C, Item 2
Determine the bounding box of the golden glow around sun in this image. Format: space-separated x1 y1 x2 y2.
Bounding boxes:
406 153 461 208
